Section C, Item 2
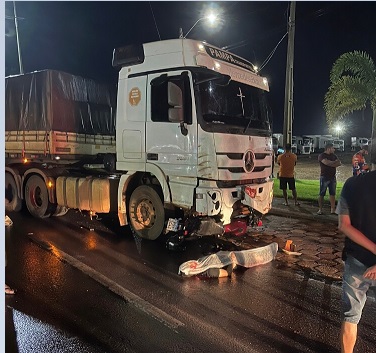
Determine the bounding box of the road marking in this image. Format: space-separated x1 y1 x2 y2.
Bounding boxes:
29 236 185 332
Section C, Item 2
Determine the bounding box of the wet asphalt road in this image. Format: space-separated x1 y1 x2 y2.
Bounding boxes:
5 210 376 353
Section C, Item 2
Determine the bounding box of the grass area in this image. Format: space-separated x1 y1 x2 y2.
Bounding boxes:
272 179 344 202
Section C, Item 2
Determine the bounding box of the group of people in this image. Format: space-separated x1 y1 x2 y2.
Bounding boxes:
276 142 370 214
276 142 375 353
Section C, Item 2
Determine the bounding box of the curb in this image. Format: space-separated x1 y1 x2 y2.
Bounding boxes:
267 197 339 223
268 207 338 223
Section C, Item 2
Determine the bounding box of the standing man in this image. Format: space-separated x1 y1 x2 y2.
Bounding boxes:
277 143 299 206
317 143 341 215
352 145 369 176
336 171 376 353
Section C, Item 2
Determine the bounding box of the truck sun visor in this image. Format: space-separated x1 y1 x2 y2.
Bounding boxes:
112 44 145 68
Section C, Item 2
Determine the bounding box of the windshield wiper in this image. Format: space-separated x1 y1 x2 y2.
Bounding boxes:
243 115 255 134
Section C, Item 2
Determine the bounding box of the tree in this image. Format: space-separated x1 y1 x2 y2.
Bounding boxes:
324 51 376 169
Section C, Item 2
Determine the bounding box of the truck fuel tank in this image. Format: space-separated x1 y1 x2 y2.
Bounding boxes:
56 176 118 213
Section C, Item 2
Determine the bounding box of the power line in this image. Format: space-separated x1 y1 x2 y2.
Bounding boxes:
259 32 287 72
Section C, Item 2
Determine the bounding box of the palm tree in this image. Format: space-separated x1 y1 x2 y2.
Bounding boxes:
324 51 376 170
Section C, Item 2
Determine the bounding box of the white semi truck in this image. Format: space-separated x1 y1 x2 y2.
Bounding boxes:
5 39 274 240
332 138 345 152
305 135 334 152
291 136 313 155
351 136 369 151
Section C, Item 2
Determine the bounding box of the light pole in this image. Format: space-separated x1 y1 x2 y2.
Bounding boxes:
179 13 219 39
283 1 296 147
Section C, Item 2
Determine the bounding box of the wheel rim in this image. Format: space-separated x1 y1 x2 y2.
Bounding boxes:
129 185 165 240
135 199 156 228
28 185 43 209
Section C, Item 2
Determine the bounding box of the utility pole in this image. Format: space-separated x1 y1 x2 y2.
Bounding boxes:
13 1 24 74
283 1 296 146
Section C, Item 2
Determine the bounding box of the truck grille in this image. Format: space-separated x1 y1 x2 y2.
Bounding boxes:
217 152 270 174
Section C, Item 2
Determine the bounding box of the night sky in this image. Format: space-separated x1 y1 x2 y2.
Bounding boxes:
4 1 376 137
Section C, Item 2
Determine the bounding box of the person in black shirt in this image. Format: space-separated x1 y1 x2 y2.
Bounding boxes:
317 143 341 214
336 171 376 353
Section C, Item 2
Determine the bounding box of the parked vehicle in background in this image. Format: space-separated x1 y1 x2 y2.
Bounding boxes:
305 135 334 152
272 134 312 155
291 136 298 154
332 138 345 152
294 135 313 154
5 39 274 241
351 136 370 151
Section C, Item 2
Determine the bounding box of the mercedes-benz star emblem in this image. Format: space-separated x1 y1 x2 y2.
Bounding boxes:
243 150 255 173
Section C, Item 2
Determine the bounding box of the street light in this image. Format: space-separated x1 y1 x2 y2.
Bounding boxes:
334 123 344 138
180 12 219 39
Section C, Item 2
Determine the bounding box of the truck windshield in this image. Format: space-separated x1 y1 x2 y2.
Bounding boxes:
196 78 271 134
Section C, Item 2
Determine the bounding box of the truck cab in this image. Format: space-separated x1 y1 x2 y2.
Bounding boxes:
112 39 273 238
333 138 345 152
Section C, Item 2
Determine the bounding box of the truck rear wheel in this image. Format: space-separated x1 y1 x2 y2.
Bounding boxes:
5 173 22 212
25 175 54 218
129 185 165 240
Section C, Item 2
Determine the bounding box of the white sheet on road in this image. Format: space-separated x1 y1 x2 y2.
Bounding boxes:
178 242 278 276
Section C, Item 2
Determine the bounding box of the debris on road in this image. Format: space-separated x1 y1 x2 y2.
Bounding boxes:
178 242 278 277
282 239 301 255
5 215 13 227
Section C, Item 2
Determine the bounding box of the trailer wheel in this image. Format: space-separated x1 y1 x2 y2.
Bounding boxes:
5 173 22 212
129 185 165 240
25 175 54 218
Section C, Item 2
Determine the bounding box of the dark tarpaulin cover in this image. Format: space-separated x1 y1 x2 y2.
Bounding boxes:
5 70 116 135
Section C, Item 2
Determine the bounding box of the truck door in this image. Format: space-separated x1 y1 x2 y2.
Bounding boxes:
146 70 197 177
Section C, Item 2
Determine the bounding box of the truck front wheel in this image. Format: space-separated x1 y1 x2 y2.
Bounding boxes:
5 173 22 212
129 185 165 240
25 175 54 218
